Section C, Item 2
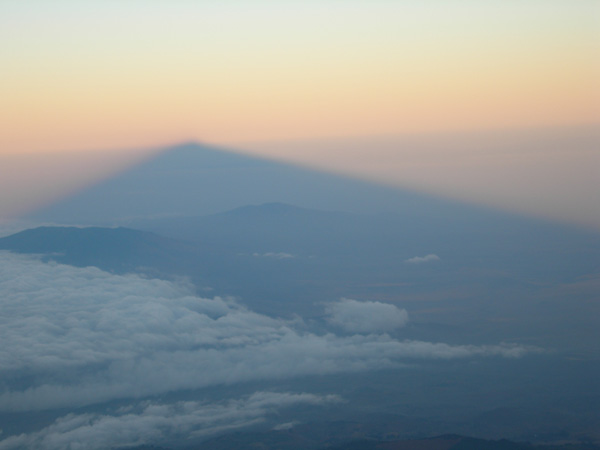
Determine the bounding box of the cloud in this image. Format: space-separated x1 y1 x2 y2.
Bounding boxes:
253 252 295 259
405 254 440 264
0 392 341 450
0 251 534 413
273 421 300 431
326 298 409 333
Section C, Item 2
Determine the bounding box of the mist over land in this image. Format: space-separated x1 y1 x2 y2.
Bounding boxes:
2 1 598 448
0 143 598 449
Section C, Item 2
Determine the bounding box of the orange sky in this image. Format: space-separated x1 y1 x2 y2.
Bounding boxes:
1 1 598 154
0 1 598 227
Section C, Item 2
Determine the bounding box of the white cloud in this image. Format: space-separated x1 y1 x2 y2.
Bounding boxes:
272 421 300 431
0 251 534 413
405 254 441 264
253 252 295 259
0 392 341 450
326 298 409 333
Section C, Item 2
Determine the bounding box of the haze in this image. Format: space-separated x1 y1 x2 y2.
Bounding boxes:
1 1 598 228
1 2 599 449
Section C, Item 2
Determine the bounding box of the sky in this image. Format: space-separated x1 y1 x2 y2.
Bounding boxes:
1 1 599 225
0 4 598 445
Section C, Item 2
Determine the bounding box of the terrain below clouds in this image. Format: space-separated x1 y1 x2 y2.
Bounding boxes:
0 251 531 412
2 142 598 448
0 251 554 449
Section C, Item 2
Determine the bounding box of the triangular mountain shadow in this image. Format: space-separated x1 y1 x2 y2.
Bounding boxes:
8 142 600 348
29 141 506 226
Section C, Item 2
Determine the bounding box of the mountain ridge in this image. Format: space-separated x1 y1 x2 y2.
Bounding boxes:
0 225 197 277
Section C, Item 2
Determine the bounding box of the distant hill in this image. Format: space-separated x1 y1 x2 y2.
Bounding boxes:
0 226 198 277
132 202 367 256
134 201 600 283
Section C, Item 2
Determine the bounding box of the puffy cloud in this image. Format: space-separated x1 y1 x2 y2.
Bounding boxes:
0 392 341 450
325 298 409 333
0 251 533 413
405 254 441 264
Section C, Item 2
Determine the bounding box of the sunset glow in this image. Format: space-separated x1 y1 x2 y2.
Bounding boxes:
1 1 598 226
2 1 598 153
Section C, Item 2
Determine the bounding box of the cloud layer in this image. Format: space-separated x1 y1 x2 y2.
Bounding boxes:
0 251 531 413
0 391 341 450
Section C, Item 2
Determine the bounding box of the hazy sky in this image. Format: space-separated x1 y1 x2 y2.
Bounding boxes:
241 126 600 229
1 1 598 225
2 0 597 153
